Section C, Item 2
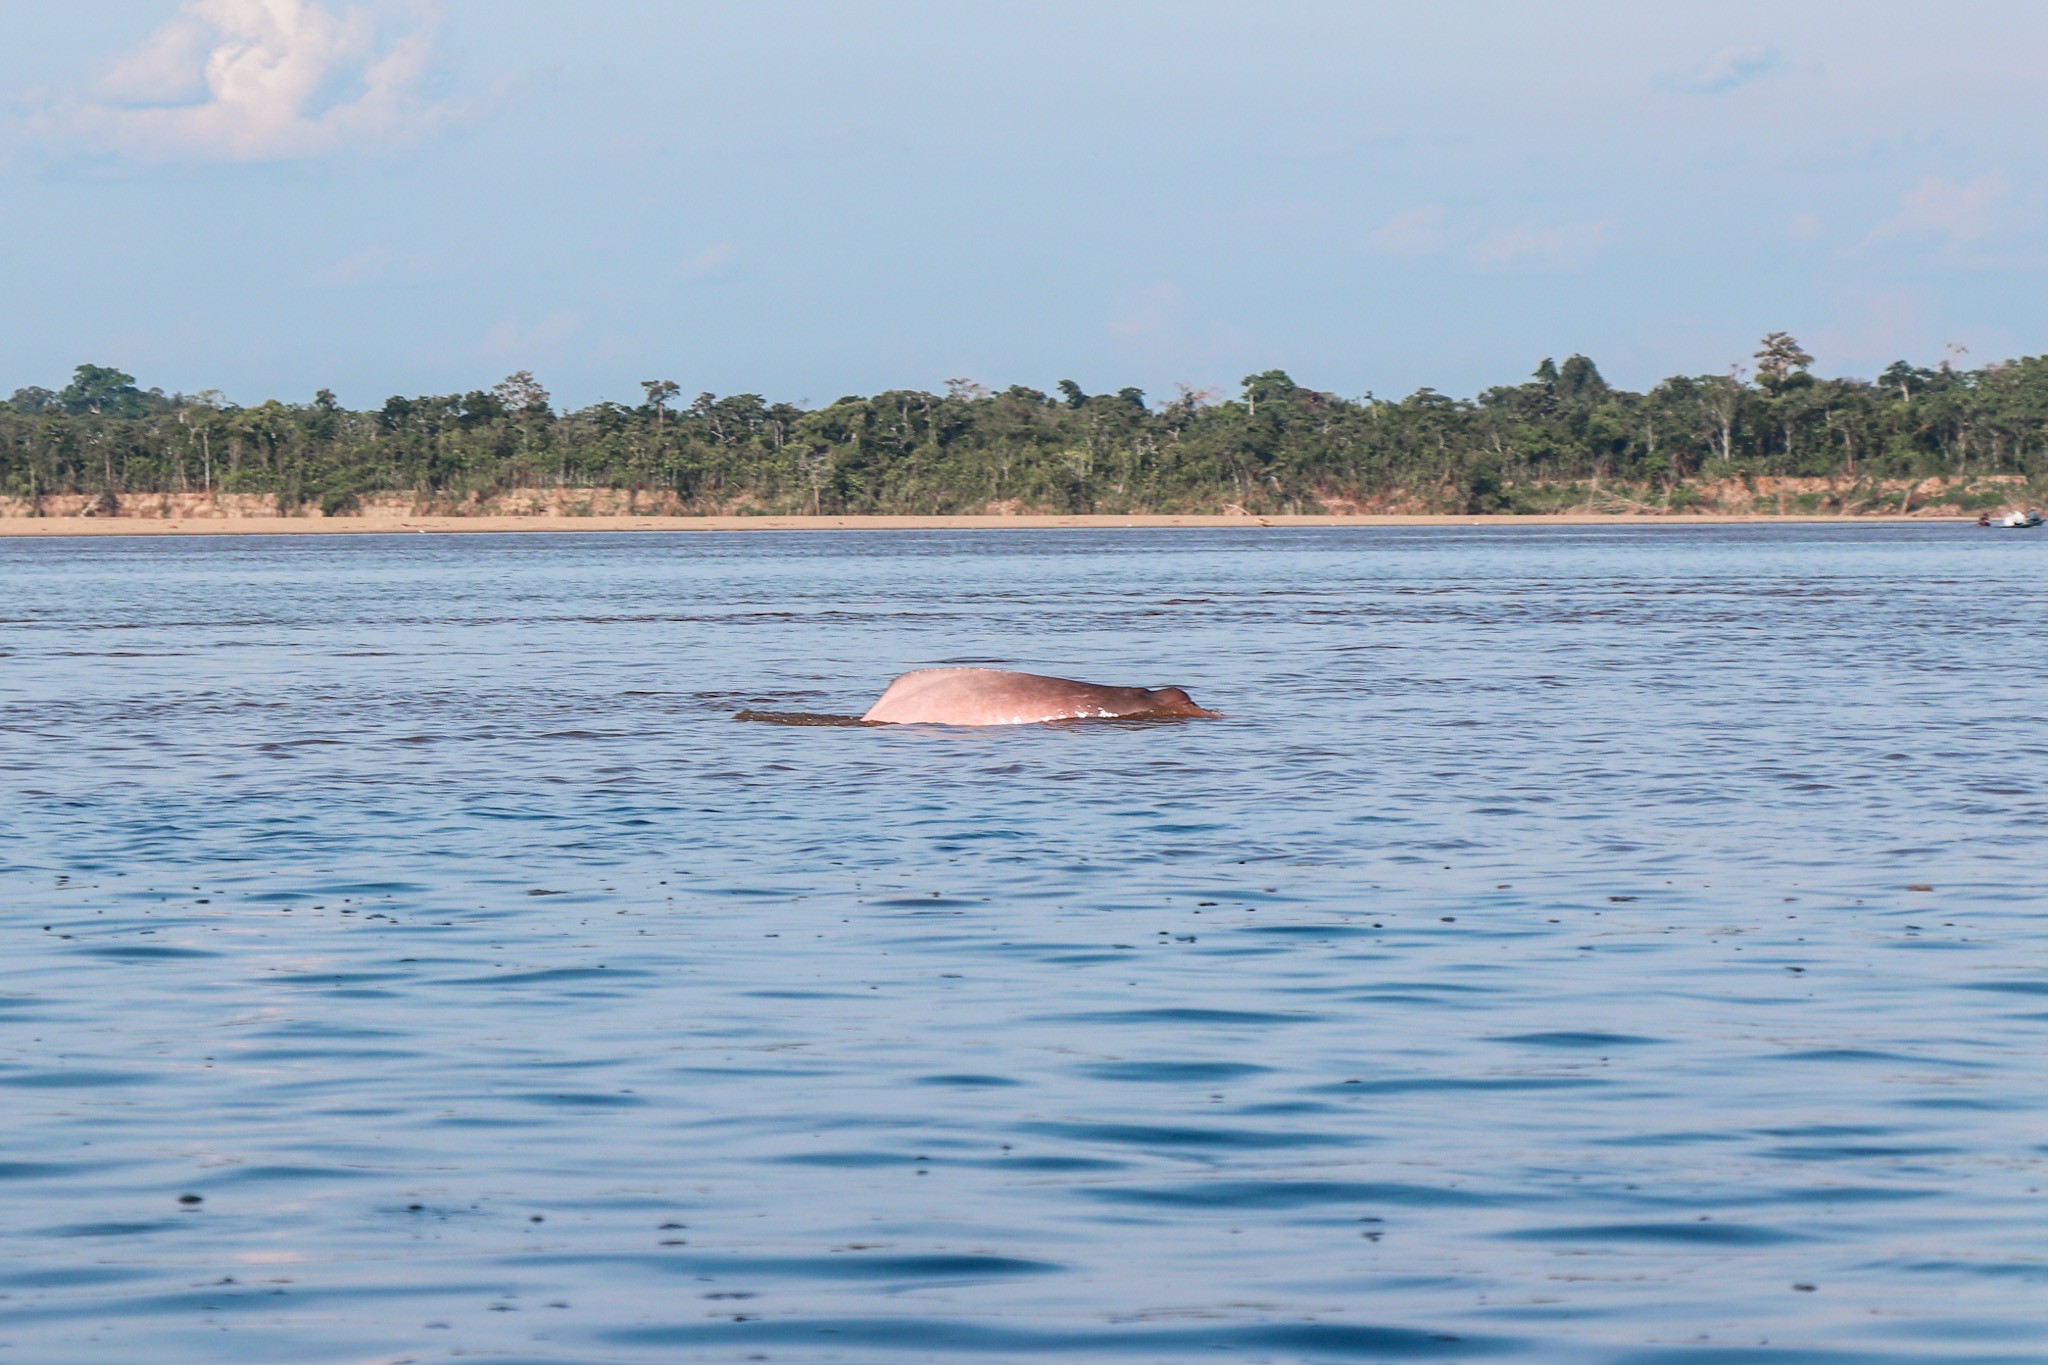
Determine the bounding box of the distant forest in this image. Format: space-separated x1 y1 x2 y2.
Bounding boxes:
6 334 2047 515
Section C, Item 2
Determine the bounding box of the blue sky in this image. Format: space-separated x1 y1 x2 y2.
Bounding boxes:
2 0 2044 409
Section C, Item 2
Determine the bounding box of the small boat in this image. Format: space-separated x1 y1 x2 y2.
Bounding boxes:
2000 510 2043 528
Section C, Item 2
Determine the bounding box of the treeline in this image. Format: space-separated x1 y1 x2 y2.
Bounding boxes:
6 336 2048 515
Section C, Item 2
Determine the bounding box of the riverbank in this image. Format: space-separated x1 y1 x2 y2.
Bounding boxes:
0 510 1967 537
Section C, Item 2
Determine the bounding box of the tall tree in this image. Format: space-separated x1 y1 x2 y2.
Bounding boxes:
642 379 681 428
494 371 553 417
1753 332 1814 394
59 364 148 418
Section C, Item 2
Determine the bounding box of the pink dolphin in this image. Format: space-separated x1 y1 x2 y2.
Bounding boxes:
861 668 1220 726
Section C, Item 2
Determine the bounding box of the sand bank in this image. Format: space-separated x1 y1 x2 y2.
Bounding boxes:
0 511 1964 538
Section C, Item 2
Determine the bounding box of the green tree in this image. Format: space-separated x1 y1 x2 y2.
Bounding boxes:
1557 354 1608 399
59 364 149 418
11 347 2048 517
494 371 552 417
1753 332 1814 395
642 379 681 427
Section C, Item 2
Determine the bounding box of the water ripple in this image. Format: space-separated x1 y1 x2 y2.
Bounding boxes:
2 525 2045 1364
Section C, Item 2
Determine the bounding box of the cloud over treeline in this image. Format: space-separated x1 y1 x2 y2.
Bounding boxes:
47 0 454 163
1677 46 1777 94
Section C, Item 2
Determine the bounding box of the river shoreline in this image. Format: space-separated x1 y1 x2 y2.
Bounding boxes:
0 511 1969 537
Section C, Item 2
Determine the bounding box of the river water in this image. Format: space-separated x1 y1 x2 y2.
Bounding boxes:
2 524 2045 1364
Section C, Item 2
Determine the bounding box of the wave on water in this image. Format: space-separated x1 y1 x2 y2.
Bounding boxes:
2 525 2045 1365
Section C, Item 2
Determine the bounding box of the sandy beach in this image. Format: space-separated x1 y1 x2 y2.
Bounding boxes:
0 511 1962 537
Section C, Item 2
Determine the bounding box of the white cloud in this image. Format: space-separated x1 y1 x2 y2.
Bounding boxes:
54 0 452 163
1108 281 1253 370
1871 173 2011 245
1110 281 1189 346
1803 284 1937 373
311 244 433 285
1471 219 1615 271
478 312 581 364
1677 46 1777 94
1218 199 1326 228
1360 204 1446 256
97 12 219 105
680 243 736 279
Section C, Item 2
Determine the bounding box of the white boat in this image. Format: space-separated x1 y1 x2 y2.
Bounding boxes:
2000 510 2043 528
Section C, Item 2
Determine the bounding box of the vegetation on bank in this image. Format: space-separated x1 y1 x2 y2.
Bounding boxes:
7 336 2048 516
